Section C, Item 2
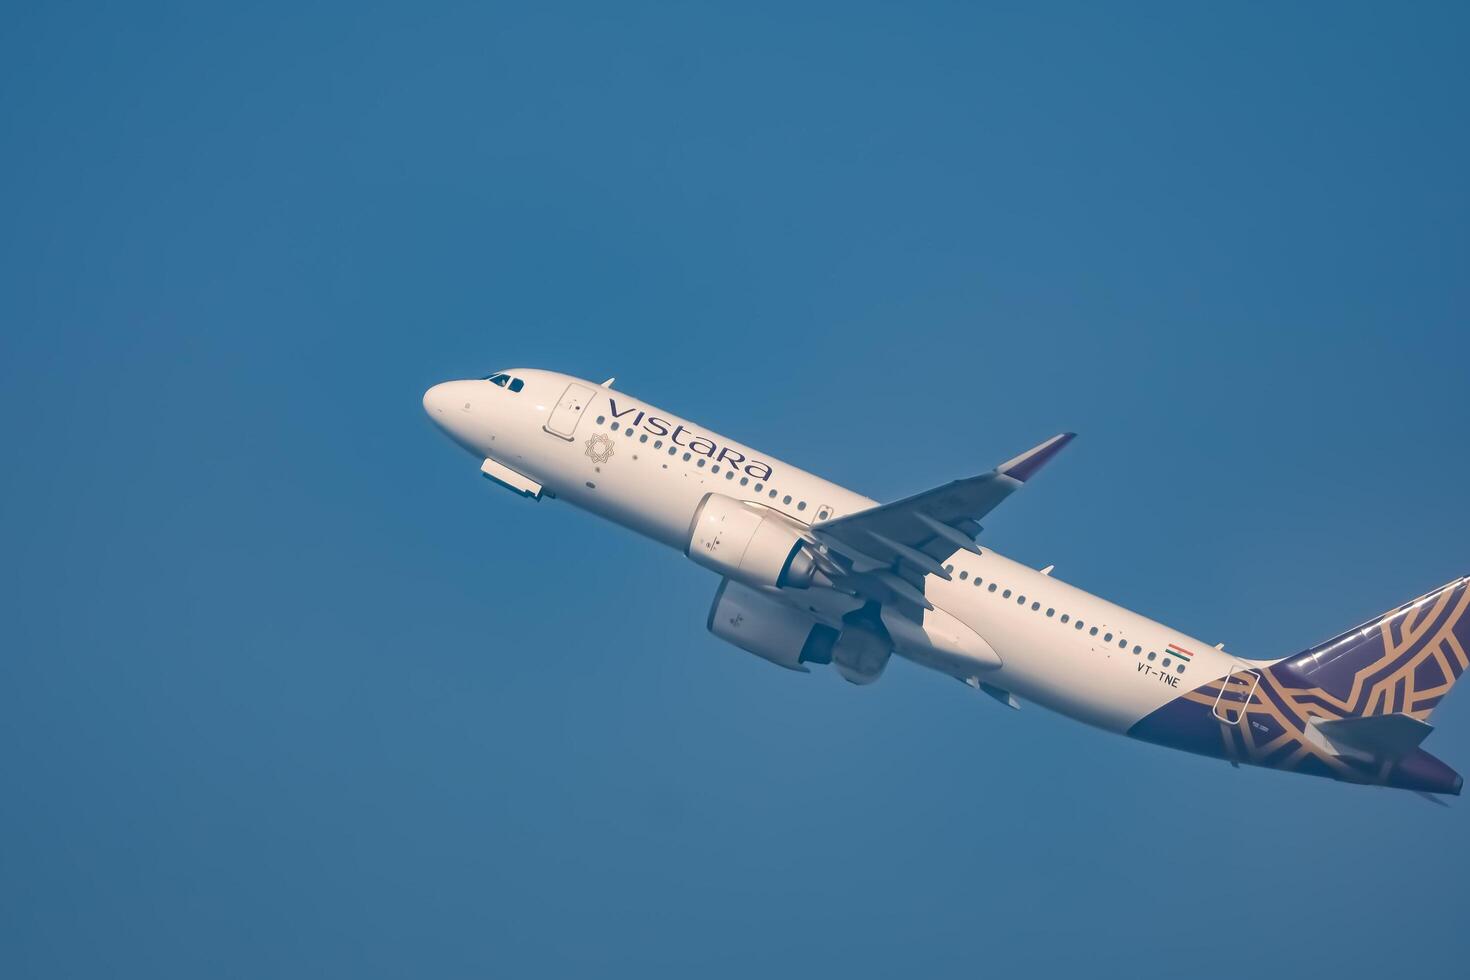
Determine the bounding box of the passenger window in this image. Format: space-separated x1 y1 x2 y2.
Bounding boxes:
1002 589 1011 598
958 571 968 580
783 495 792 504
1089 627 1099 636
1060 614 1069 623
1046 608 1054 617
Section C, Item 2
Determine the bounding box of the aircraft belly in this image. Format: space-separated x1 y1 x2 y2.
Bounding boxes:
984 626 1169 733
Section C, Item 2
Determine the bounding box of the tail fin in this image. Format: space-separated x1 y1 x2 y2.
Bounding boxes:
1269 576 1470 720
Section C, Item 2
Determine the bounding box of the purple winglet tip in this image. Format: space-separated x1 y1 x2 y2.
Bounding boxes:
999 432 1076 483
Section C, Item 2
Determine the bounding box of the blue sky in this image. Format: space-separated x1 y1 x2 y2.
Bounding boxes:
3 2 1468 977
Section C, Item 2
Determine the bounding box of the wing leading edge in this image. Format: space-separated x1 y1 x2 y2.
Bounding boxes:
811 432 1075 610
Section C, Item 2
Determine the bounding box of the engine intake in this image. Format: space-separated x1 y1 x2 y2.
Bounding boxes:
686 493 821 590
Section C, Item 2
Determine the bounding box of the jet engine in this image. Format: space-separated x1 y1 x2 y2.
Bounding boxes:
706 580 896 683
830 620 892 685
687 493 824 591
707 579 838 671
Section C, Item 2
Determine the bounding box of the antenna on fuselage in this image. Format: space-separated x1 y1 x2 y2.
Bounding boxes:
601 377 616 388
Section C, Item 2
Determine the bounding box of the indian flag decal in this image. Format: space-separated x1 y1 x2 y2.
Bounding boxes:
1166 643 1194 662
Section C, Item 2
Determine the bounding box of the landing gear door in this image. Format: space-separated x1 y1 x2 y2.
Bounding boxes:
544 383 596 440
1212 668 1261 725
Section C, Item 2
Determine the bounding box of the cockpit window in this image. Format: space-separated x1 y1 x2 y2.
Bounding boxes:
482 373 525 393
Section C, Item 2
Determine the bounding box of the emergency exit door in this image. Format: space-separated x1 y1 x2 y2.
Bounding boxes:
1212 668 1262 725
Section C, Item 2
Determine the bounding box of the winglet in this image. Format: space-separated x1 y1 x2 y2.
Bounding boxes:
997 432 1076 483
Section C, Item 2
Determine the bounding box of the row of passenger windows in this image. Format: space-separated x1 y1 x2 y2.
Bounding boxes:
943 565 1188 674
483 373 525 392
594 415 832 521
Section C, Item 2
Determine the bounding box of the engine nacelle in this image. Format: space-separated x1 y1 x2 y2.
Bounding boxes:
830 624 892 685
707 579 836 671
687 493 821 590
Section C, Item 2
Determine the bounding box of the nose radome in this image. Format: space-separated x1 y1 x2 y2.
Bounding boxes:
423 382 453 417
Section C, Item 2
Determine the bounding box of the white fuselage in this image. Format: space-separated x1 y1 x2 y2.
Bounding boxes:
425 369 1259 735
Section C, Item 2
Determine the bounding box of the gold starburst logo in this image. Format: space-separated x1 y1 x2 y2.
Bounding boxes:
584 433 614 464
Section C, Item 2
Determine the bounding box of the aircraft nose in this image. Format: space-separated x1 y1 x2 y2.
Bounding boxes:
423 381 452 418
422 380 484 453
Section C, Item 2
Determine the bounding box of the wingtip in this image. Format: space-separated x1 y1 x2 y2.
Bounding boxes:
998 432 1076 483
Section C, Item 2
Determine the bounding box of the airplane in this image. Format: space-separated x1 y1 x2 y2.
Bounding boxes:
423 368 1467 797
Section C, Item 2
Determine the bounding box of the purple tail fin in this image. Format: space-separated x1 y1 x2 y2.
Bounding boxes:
1267 576 1470 720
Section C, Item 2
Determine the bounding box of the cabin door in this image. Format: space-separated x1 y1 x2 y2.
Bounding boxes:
544 383 596 440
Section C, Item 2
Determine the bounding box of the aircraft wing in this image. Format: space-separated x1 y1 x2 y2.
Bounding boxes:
810 433 1074 610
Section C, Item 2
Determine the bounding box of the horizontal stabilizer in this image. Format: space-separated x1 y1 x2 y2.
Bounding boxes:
1312 713 1433 760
